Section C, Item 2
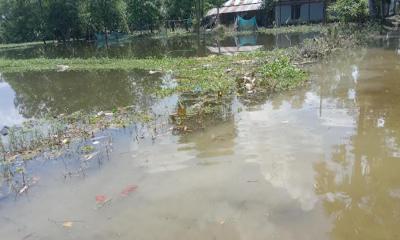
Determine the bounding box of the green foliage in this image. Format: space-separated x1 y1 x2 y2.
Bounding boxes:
0 0 44 43
0 0 226 43
328 0 369 23
81 145 95 154
164 0 193 20
88 0 128 33
262 0 278 12
126 0 162 31
260 56 307 91
46 0 84 41
0 0 381 43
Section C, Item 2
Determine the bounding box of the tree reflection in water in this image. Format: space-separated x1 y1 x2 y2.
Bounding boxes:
3 69 164 119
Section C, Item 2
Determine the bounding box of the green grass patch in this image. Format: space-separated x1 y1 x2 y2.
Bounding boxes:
259 55 307 91
0 52 287 95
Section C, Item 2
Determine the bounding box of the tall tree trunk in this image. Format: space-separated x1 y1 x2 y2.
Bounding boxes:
195 0 201 33
369 0 378 18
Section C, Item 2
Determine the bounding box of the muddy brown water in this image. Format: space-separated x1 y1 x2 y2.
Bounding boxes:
1 36 400 239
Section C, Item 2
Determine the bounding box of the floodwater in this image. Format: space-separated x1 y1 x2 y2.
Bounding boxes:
0 32 316 59
0 70 164 124
1 34 400 240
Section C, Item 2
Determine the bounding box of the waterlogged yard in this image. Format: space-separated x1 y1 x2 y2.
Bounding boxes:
1 25 400 239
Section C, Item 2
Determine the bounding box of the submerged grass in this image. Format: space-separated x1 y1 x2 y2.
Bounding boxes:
259 56 307 91
0 50 307 161
0 23 382 162
0 52 301 96
0 106 157 163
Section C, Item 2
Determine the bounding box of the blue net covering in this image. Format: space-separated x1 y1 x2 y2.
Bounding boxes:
95 32 126 42
236 16 258 31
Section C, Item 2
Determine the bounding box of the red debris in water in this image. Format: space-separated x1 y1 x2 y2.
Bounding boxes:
120 185 138 197
95 195 108 204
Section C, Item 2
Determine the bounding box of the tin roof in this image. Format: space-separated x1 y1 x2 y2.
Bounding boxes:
222 0 263 7
206 0 263 16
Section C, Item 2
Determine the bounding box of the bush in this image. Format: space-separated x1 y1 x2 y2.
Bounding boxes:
213 24 228 36
328 0 369 23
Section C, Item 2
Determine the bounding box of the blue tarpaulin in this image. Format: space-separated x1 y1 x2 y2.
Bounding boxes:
236 16 258 31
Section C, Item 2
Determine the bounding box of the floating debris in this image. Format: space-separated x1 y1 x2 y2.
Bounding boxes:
18 185 28 194
56 65 70 72
0 126 9 136
149 70 160 74
62 221 73 228
83 152 99 161
95 195 108 204
120 185 138 197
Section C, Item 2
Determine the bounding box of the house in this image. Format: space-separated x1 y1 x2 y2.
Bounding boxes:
206 0 267 27
274 0 326 26
205 0 327 28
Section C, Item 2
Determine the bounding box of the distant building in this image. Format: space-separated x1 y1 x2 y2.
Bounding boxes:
275 0 326 26
205 0 326 28
206 0 267 27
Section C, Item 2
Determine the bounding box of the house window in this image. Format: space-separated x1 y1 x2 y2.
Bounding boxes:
291 4 301 20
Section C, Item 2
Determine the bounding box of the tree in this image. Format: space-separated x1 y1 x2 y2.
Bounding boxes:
164 0 193 20
126 0 162 32
262 0 278 25
328 0 369 23
368 0 378 18
46 0 83 42
88 0 128 34
0 0 43 43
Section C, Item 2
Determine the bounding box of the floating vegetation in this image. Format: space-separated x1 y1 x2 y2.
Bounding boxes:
0 23 381 163
259 55 307 92
170 93 234 134
0 106 156 164
0 23 384 202
81 145 95 154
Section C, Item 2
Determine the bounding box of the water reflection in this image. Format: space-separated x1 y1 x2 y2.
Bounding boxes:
0 81 25 128
178 118 237 160
0 32 317 59
208 32 317 56
0 36 209 59
1 70 163 119
313 48 400 239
